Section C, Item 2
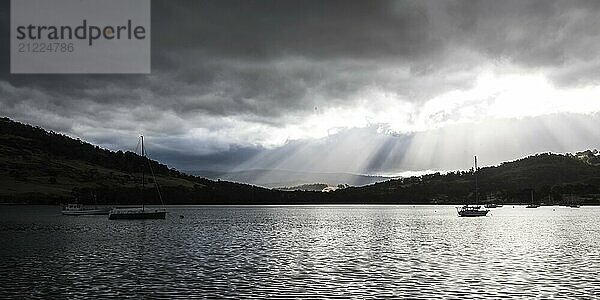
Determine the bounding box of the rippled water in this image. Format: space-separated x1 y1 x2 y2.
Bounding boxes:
1 205 599 298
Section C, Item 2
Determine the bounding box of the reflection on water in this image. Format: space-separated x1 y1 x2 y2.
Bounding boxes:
1 205 599 298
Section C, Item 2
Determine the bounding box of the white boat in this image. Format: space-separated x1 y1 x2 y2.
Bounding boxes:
62 203 111 216
525 190 540 208
566 194 580 208
109 135 167 220
457 156 489 217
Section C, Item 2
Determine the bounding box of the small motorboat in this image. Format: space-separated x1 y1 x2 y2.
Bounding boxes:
62 203 111 216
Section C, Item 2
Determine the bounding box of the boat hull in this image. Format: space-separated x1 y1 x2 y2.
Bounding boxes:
62 209 111 216
108 210 166 220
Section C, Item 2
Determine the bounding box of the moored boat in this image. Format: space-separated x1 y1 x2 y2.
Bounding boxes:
566 194 581 208
457 156 489 217
108 135 167 220
62 203 111 216
457 205 489 217
525 190 540 208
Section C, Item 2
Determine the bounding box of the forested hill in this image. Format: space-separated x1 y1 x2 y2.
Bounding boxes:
0 117 321 204
333 151 600 204
2 116 600 205
0 117 182 179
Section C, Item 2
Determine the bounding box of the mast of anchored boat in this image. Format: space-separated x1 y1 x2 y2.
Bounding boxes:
141 135 145 211
474 156 478 205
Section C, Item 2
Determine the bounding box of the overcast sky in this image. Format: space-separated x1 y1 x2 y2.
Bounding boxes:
2 0 600 175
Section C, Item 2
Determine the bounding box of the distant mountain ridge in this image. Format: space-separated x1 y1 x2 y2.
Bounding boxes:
189 169 394 188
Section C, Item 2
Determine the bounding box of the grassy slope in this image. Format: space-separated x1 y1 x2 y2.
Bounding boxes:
0 118 321 205
0 133 199 203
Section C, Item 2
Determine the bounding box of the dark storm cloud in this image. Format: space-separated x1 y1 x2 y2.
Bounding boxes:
3 0 600 172
150 1 433 61
163 0 600 99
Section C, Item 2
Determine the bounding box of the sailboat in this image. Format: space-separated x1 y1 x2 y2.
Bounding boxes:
457 156 489 217
109 135 166 220
525 190 540 208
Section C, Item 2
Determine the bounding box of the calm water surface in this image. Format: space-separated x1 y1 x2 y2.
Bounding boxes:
1 205 599 298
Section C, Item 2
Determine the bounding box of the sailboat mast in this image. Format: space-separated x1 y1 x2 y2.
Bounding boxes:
474 156 478 204
141 135 145 211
